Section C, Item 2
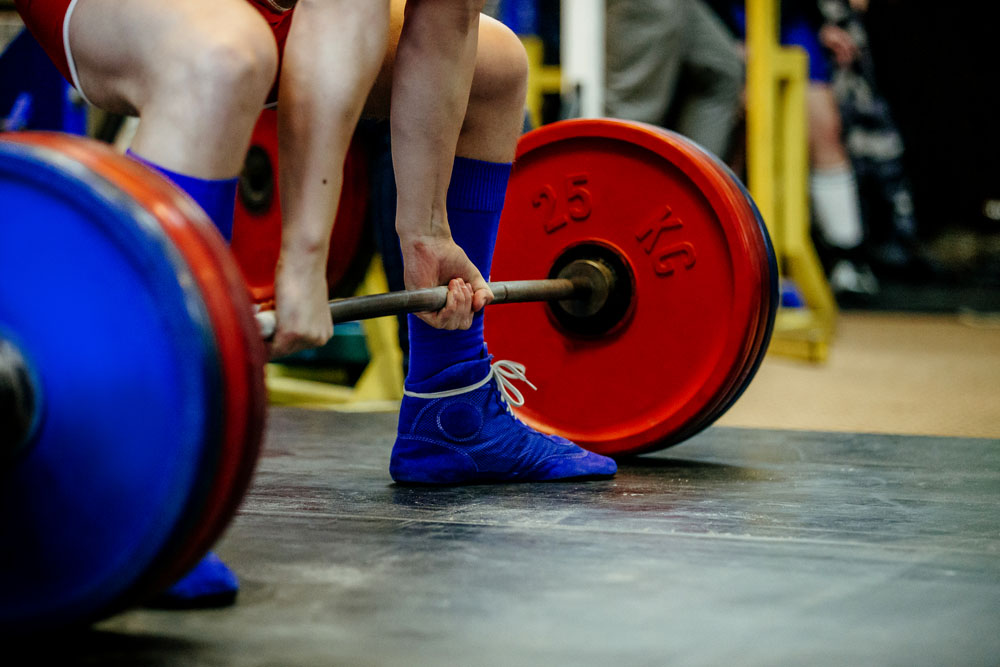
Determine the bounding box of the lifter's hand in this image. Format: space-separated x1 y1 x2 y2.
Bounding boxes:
401 236 493 330
269 259 334 359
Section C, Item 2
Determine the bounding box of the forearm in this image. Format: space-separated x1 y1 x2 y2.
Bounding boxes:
278 0 389 266
391 0 485 243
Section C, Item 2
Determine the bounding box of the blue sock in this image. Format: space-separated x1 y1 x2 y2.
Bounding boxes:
405 157 511 386
126 149 239 241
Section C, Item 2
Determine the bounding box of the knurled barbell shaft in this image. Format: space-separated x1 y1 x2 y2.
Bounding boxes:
255 277 589 340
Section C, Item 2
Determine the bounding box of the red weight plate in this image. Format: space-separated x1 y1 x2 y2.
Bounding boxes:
659 129 779 440
19 134 269 602
486 119 763 457
691 190 773 435
230 108 369 306
647 129 771 444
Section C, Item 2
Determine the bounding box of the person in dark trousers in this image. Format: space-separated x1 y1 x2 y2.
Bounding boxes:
605 0 745 160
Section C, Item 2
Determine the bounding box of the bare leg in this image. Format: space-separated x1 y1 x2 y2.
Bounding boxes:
806 83 875 294
365 5 528 163
67 0 278 178
808 83 863 248
271 0 390 357
807 82 849 169
56 0 281 602
454 14 529 162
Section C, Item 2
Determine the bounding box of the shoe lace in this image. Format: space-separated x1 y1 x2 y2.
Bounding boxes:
402 359 537 409
490 360 537 408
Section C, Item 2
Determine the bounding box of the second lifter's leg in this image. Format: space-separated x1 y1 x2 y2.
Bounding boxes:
66 0 278 603
68 0 278 237
807 83 877 296
366 6 616 484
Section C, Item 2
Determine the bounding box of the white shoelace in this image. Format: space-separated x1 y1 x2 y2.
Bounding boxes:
403 360 537 407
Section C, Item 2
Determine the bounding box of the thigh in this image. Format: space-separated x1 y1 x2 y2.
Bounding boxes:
63 0 276 114
807 82 847 166
361 1 516 119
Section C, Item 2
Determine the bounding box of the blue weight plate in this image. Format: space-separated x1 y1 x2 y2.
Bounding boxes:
0 138 223 632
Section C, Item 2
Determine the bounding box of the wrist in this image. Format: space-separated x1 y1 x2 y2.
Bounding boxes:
397 230 452 248
276 247 329 278
395 208 451 243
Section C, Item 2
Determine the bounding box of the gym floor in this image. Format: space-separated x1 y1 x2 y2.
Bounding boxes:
29 312 999 666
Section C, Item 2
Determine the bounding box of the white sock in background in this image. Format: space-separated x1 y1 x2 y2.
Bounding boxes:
810 165 864 249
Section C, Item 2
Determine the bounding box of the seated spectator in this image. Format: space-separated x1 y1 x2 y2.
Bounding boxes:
713 0 878 297
818 0 921 277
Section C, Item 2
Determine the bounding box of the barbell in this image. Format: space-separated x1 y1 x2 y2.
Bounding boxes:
0 118 776 632
254 263 619 338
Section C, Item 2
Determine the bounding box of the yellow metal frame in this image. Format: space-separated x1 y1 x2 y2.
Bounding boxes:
746 0 836 361
521 35 562 129
265 255 405 412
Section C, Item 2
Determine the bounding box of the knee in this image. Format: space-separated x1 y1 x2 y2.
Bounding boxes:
469 19 529 117
807 85 844 144
163 18 278 110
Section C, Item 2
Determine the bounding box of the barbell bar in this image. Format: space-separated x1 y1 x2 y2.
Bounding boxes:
254 256 620 338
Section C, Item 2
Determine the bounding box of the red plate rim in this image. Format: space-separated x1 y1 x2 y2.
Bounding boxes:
646 128 771 446
98 144 267 596
115 157 268 592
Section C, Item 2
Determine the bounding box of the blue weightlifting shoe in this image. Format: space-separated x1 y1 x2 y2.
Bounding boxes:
145 552 239 609
391 357 617 484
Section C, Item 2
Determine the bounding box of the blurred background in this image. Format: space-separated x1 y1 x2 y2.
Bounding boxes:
490 0 1000 304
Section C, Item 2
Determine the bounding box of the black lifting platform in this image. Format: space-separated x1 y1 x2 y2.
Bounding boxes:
46 408 1000 665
